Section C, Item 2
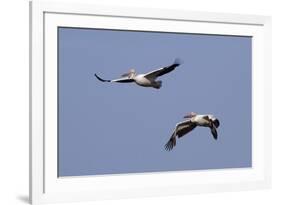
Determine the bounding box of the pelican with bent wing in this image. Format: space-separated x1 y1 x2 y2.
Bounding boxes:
94 58 183 89
165 112 220 151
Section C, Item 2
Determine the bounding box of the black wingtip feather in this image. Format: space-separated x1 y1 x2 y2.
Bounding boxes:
94 73 110 82
164 137 176 151
174 58 184 66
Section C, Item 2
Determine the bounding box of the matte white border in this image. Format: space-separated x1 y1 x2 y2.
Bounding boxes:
30 1 271 204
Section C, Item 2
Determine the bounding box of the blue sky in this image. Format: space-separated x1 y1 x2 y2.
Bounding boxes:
58 27 252 176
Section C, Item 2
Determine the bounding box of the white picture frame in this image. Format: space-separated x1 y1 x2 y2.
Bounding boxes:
30 1 272 204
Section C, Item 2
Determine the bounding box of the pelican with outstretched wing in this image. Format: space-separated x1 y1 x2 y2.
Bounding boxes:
94 58 183 89
165 112 220 151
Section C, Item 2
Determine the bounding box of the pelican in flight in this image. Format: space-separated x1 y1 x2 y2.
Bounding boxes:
165 112 220 151
94 58 183 89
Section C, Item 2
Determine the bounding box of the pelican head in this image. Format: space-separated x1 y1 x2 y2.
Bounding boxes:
128 69 136 78
184 112 197 118
121 69 136 78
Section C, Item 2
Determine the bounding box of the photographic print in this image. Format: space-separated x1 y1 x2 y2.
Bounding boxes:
58 27 252 177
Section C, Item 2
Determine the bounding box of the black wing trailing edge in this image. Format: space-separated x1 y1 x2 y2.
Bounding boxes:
94 73 111 82
156 58 184 77
94 73 135 83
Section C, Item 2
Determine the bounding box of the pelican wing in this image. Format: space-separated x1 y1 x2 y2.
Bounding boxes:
177 123 197 138
111 78 135 83
165 120 196 151
94 73 135 83
144 58 182 80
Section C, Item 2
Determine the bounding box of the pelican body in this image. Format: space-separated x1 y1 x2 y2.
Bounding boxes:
94 58 182 89
134 74 162 88
165 112 220 151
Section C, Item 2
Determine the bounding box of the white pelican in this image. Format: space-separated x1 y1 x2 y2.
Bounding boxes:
165 112 220 151
94 58 183 89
